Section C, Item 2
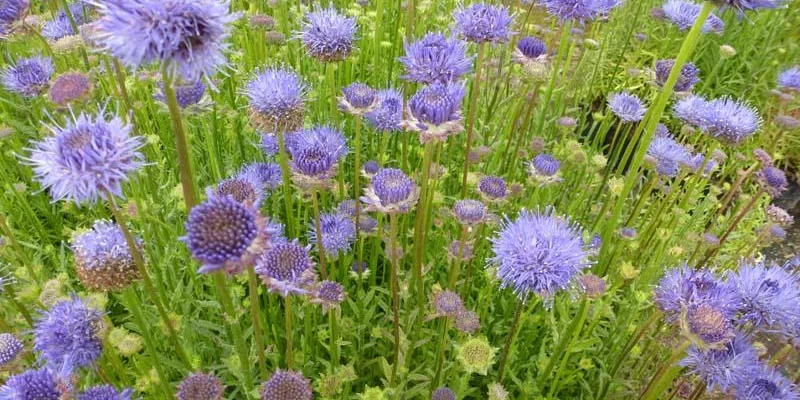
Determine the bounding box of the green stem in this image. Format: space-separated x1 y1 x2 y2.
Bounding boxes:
624 174 658 227
312 190 328 279
431 318 450 390
58 0 90 69
248 267 268 380
598 311 660 399
460 42 487 198
412 143 434 314
329 308 340 367
448 225 469 288
699 189 765 266
639 340 691 400
212 273 254 394
545 298 591 397
353 116 363 265
497 300 525 381
276 129 296 237
161 65 198 210
405 0 415 40
285 295 294 369
389 213 402 386
111 59 134 119
4 285 33 326
0 213 38 281
121 289 173 397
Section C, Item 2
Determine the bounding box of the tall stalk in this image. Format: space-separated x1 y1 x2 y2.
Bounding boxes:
388 213 402 386
460 42 487 198
353 116 363 266
285 295 295 369
276 129 296 236
161 65 198 210
247 267 268 379
497 301 525 381
312 189 328 279
412 142 435 312
212 273 254 395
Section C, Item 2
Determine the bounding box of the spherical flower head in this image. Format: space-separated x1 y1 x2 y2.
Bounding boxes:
661 0 725 34
0 0 28 27
404 83 466 143
285 125 348 161
431 387 456 400
92 0 237 80
260 369 313 400
716 0 788 11
339 82 377 114
362 160 380 177
71 220 142 291
246 66 307 133
454 309 480 334
452 3 513 43
0 333 23 366
261 133 280 157
539 0 610 23
608 91 647 123
0 368 63 400
177 372 224 400
681 302 734 347
290 145 338 186
513 36 550 79
777 66 800 92
311 280 346 313
337 199 357 217
255 241 316 297
456 337 496 375
766 204 794 226
758 165 788 197
490 208 590 301
736 366 800 400
155 79 206 109
432 289 464 318
49 72 92 107
655 59 700 92
2 55 53 97
184 195 258 274
299 5 356 62
365 88 403 132
726 261 800 336
447 240 474 262
645 135 691 177
528 153 562 185
517 36 547 59
752 148 773 165
358 215 378 235
477 176 507 202
34 296 104 373
78 385 134 400
41 2 92 40
242 162 282 191
679 333 758 392
768 224 786 241
673 94 709 127
400 33 472 84
309 212 356 258
577 273 607 298
25 109 143 203
361 168 419 214
618 227 637 239
700 97 761 146
654 264 738 322
453 199 487 226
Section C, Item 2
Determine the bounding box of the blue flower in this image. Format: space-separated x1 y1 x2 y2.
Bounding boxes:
539 0 621 23
78 385 134 400
404 82 466 143
726 261 800 336
255 241 316 297
365 88 403 132
674 95 761 146
655 59 700 92
400 33 472 84
607 91 647 122
432 387 457 400
154 80 206 109
490 208 590 301
49 72 92 106
311 280 346 313
308 212 356 259
260 369 313 400
361 168 419 214
777 66 800 92
71 220 141 291
260 133 280 156
0 333 23 366
516 36 547 59
679 333 759 392
453 199 487 226
478 176 507 202
299 5 357 62
246 66 307 133
216 173 264 206
758 165 788 196
0 368 63 400
654 264 738 322
645 135 692 177
452 3 514 43
34 296 104 374
25 109 144 203
735 366 800 400
0 0 28 27
339 82 377 114
241 162 282 191
42 1 92 40
177 372 225 400
662 0 725 34
528 153 562 185
2 55 53 97
92 0 238 80
715 0 787 11
285 125 348 161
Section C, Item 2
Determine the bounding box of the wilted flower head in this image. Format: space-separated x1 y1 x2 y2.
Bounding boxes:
0 368 63 400
735 365 800 400
726 261 800 335
177 372 225 400
49 72 92 106
299 5 356 62
456 337 496 375
311 280 346 313
577 274 607 298
246 66 306 133
255 241 316 297
404 82 466 143
71 220 141 291
431 387 456 400
400 33 471 84
339 82 377 114
34 296 104 373
431 289 464 318
777 66 800 92
645 135 691 177
309 212 356 258
260 369 313 400
661 0 725 34
454 309 480 334
752 148 773 165
2 55 53 97
0 333 23 366
453 199 487 226
77 385 134 400
608 91 647 123
655 59 700 92
758 165 788 196
92 0 237 80
490 208 590 301
766 204 794 226
361 168 419 214
452 3 513 43
679 333 758 392
365 88 403 132
154 79 206 109
488 383 509 400
25 109 144 203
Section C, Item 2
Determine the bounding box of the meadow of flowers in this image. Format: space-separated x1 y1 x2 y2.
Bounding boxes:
0 0 799 398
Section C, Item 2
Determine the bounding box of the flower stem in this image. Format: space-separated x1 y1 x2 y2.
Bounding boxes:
412 142 435 313
389 212 402 386
0 212 37 281
497 300 525 381
120 289 174 397
329 308 340 367
285 295 294 369
111 59 134 119
699 188 765 266
275 128 296 237
460 42 487 199
405 0 415 40
598 311 660 399
212 273 254 394
353 116 363 265
58 0 90 69
448 225 469 288
639 340 691 400
312 189 328 279
544 298 591 396
3 285 33 326
161 65 198 210
431 318 450 390
247 266 268 380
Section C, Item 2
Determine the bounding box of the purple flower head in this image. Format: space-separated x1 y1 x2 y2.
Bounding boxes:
361 168 419 214
517 36 547 59
655 59 700 92
673 94 709 127
775 115 799 130
753 148 773 165
285 125 348 160
758 166 788 197
452 3 513 43
577 273 607 298
528 153 562 185
365 88 403 132
0 368 63 400
78 385 134 400
404 82 466 143
0 0 28 27
654 264 738 322
155 80 206 109
447 240 474 262
778 66 800 92
92 0 237 80
0 333 23 366
42 2 92 40
241 162 282 191
619 227 637 239
246 66 307 133
655 123 671 137
736 366 800 400
260 369 313 400
716 0 788 11
662 0 725 33
358 215 378 234
769 224 786 240
432 290 464 318
608 91 647 122
540 0 622 22
311 280 346 313
766 205 793 226
674 95 760 146
71 220 141 291
679 333 759 392
299 5 357 62
290 145 338 183
339 82 377 114
490 208 590 301
453 199 487 226
686 152 718 176
177 372 224 400
362 160 380 176
2 55 53 97
261 134 279 157
704 232 720 246
401 33 471 84
216 174 263 207
309 212 356 258
431 387 456 400
726 261 800 336
454 309 480 334
478 176 507 202
34 296 104 373
645 135 691 177
351 261 368 275
337 199 357 217
25 109 144 204
255 241 316 297
49 72 92 107
682 302 734 346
